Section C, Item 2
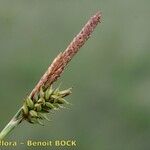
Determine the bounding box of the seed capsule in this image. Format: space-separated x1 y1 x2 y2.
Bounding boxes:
40 87 45 98
28 117 41 125
58 88 72 97
29 110 38 117
33 93 39 101
45 102 55 109
26 98 34 109
57 98 69 104
38 113 50 121
34 103 42 111
38 98 45 105
53 103 60 108
45 86 53 100
57 104 66 109
51 95 59 100
22 103 29 115
37 98 43 103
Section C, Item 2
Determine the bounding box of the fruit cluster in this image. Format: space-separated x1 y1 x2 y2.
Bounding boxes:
22 86 72 125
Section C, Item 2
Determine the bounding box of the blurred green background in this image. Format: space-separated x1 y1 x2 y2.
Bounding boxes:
0 0 150 150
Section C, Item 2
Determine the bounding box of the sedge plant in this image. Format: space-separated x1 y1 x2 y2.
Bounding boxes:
0 11 102 140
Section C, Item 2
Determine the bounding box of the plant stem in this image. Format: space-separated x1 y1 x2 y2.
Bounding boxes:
0 108 23 140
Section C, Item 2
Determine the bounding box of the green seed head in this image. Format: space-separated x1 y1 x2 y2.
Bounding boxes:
22 85 72 125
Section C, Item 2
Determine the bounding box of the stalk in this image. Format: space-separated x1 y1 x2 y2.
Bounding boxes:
0 108 23 140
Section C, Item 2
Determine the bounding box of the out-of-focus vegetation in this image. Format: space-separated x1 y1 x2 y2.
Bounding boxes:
0 1 150 150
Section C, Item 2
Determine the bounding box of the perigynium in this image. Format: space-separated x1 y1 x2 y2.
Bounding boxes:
0 11 102 140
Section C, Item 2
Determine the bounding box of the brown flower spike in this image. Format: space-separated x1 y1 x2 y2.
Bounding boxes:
30 11 102 99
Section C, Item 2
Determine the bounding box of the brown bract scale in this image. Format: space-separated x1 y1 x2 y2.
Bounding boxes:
29 12 102 99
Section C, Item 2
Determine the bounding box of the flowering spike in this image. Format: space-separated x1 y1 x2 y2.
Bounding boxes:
29 12 101 98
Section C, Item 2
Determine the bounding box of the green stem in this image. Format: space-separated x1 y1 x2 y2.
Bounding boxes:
0 108 23 140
